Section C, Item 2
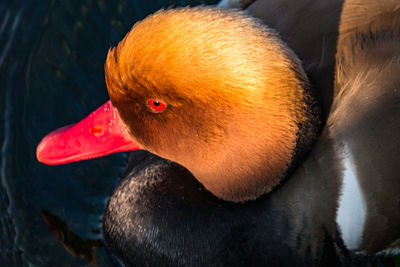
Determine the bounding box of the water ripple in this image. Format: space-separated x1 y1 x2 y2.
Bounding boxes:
0 3 27 266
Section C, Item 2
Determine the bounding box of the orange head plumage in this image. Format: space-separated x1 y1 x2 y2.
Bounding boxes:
104 7 320 202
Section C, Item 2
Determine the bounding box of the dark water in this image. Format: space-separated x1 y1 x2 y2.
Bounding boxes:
0 0 218 266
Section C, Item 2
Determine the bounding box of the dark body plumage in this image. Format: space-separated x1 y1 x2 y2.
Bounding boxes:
104 147 344 266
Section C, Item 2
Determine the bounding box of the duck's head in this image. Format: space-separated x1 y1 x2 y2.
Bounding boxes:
37 7 321 202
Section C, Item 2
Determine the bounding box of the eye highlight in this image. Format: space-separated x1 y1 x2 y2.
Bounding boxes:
147 99 167 113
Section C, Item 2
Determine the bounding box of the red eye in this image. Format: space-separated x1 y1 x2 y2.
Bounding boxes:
147 99 167 112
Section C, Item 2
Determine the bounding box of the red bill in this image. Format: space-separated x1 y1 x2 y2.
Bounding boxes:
37 101 141 165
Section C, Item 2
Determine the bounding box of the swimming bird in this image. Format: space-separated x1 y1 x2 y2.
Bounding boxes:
36 0 400 265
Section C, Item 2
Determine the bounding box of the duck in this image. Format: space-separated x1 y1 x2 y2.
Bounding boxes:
35 0 400 265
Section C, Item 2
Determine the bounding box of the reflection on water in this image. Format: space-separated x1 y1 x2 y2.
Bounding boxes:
40 210 104 266
0 0 217 266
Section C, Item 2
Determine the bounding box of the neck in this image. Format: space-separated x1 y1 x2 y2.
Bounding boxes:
184 85 321 202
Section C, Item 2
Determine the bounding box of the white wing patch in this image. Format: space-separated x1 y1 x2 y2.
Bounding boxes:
337 144 367 250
